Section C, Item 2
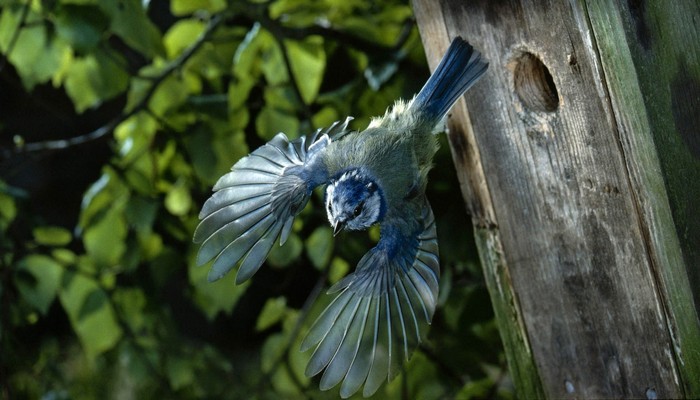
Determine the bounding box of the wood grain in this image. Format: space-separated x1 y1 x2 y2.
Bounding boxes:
413 0 700 398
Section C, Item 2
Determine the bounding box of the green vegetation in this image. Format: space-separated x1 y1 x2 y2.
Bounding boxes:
0 1 510 398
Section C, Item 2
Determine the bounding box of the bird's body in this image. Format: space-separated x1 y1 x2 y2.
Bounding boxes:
194 37 488 397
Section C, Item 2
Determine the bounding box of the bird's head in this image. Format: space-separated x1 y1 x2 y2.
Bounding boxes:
325 169 386 235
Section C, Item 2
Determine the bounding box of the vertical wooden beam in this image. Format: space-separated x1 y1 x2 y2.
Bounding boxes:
412 0 700 398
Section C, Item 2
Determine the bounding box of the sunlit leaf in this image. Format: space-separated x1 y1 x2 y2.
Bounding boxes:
260 42 288 86
164 19 205 59
14 255 63 315
149 74 189 117
232 23 266 79
33 226 72 247
64 48 130 112
0 7 66 89
165 179 192 216
312 106 339 130
171 0 226 16
228 78 255 110
285 36 325 104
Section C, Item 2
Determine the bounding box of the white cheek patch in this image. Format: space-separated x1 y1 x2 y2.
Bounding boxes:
364 192 382 224
325 184 336 223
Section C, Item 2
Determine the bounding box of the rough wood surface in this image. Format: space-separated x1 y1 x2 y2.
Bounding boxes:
412 0 700 398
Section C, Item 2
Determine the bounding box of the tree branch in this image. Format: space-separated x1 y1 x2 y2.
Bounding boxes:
1 14 224 160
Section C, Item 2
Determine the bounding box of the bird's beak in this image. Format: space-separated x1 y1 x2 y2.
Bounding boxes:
333 220 346 236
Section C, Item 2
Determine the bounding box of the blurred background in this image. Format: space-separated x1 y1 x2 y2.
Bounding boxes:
0 0 511 398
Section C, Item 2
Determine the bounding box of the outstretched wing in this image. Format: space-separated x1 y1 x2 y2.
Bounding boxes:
193 118 352 284
301 202 440 398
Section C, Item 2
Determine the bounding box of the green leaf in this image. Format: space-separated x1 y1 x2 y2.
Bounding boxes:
455 377 494 400
99 0 164 57
232 23 265 78
263 86 298 113
171 0 226 16
14 255 63 315
166 356 195 390
59 272 123 357
124 195 159 233
115 113 158 164
260 333 286 373
83 205 127 267
260 42 288 86
328 257 350 284
164 179 192 216
256 297 287 331
33 226 72 247
270 365 302 396
149 75 190 117
163 19 205 59
287 325 311 387
64 48 130 112
0 191 17 229
285 36 325 104
52 248 77 265
54 4 109 53
255 106 299 141
0 7 66 90
267 233 303 268
312 106 340 130
188 254 249 320
112 287 146 332
306 226 333 270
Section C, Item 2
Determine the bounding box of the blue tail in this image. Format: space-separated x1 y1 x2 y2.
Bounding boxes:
412 37 488 122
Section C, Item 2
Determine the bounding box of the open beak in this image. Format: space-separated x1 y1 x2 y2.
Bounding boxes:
333 220 346 236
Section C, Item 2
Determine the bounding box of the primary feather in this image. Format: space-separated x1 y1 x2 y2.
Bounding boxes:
194 37 488 397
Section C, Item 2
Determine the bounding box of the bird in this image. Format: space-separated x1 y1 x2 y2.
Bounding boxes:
193 36 488 398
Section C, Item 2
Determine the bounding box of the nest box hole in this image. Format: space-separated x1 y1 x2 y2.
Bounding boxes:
513 52 559 112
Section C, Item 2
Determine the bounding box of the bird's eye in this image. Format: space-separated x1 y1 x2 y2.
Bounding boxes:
353 202 364 218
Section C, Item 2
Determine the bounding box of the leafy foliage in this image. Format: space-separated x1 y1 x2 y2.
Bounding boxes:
0 0 512 398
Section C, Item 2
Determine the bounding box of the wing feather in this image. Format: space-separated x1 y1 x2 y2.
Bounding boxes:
303 202 440 398
194 129 333 283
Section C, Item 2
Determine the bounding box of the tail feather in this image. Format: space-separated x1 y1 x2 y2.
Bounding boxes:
412 37 488 122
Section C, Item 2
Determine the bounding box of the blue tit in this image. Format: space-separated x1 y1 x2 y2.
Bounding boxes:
194 37 488 397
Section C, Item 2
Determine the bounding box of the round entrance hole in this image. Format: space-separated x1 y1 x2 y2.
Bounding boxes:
513 52 559 112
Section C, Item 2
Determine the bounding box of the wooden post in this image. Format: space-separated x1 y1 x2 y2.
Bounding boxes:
412 0 700 398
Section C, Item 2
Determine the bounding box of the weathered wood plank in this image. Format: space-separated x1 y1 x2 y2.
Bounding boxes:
413 0 699 397
582 1 700 396
411 2 546 398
